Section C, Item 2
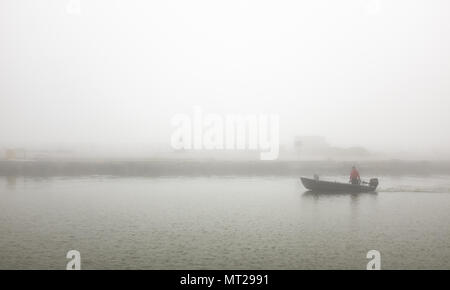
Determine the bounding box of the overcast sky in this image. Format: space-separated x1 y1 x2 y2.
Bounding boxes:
1 0 449 154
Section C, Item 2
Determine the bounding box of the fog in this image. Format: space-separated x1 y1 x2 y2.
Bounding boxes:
1 0 450 159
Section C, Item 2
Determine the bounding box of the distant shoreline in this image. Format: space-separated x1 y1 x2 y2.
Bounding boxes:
1 159 450 177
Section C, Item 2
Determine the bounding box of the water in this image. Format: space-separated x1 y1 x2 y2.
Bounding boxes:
1 175 450 269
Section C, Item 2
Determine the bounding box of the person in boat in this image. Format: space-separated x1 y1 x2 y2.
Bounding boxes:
349 166 361 185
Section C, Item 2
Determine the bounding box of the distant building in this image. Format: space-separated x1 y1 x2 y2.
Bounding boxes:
294 136 329 154
294 136 370 160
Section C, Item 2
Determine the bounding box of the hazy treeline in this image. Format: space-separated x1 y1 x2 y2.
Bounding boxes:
1 160 450 177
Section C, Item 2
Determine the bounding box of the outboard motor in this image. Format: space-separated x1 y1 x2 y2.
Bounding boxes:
369 178 379 188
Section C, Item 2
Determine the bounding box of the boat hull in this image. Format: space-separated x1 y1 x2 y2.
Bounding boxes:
300 177 377 193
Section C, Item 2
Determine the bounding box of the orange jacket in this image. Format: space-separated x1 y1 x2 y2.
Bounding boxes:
350 168 360 180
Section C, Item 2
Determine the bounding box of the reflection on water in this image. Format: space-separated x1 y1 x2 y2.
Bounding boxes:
302 190 378 198
302 190 378 213
0 176 450 269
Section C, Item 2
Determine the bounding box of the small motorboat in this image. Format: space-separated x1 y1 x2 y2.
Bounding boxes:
300 176 379 193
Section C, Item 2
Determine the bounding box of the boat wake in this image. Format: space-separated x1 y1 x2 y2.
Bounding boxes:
377 186 450 193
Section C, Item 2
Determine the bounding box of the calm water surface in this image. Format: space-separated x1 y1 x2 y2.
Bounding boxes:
1 175 450 269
